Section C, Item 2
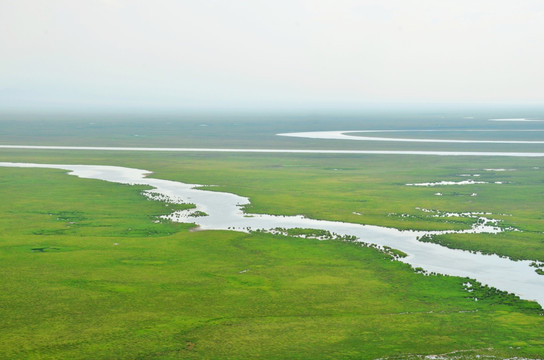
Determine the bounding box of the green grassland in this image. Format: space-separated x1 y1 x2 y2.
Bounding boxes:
1 166 543 359
1 111 543 358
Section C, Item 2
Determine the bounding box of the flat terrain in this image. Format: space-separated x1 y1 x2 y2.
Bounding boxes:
2 108 544 152
0 110 543 359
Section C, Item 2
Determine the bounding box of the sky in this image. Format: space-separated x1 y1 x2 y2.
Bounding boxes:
1 0 544 111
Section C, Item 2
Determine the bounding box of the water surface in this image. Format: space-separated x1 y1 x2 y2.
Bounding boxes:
1 145 543 157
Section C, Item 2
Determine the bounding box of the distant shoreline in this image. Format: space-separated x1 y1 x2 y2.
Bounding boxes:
1 144 544 157
278 130 544 144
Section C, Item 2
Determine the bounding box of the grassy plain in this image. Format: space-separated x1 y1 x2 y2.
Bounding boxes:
0 110 543 358
2 148 543 262
0 166 543 359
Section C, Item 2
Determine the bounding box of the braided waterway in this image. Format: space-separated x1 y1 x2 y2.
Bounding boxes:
1 162 543 308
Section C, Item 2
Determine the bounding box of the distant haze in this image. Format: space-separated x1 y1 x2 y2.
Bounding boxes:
1 0 544 111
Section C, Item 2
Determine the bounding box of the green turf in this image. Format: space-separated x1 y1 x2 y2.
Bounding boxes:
1 167 543 359
1 111 543 358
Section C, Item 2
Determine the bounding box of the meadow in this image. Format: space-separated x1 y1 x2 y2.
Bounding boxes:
0 110 543 358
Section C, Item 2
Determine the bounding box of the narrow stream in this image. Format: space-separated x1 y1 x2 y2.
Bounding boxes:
1 162 542 308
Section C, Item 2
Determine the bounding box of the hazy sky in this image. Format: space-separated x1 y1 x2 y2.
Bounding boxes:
1 0 544 110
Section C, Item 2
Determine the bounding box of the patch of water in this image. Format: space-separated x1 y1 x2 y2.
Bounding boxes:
1 145 544 157
278 130 544 144
483 168 516 172
406 180 489 186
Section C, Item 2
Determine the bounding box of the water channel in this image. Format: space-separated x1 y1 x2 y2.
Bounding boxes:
1 162 542 308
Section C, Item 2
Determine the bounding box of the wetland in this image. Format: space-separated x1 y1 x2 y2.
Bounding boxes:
1 109 543 359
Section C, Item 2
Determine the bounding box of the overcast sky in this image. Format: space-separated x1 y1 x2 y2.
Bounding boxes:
1 0 544 110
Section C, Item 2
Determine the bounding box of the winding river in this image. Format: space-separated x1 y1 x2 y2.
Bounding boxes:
1 161 543 308
0 145 544 157
277 129 544 144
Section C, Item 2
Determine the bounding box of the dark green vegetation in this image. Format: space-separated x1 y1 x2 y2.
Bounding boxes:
1 167 543 359
0 110 543 358
264 228 357 241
